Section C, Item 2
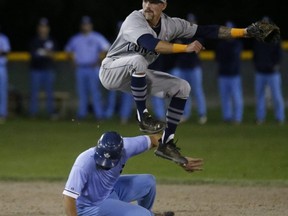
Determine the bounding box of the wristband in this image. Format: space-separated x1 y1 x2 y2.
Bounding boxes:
172 44 188 53
231 28 245 38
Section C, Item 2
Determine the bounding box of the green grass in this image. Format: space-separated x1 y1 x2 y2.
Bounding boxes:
0 108 287 185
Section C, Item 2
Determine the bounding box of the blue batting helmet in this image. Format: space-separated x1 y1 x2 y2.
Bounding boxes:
94 131 124 169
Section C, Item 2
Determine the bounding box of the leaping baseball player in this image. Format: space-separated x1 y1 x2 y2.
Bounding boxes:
99 0 280 166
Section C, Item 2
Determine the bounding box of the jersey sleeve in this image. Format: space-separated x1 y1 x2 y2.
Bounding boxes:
63 165 88 199
122 11 154 44
168 17 198 40
123 135 151 158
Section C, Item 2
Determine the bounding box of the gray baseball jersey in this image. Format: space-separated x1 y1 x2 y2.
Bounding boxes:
100 9 197 98
107 9 198 64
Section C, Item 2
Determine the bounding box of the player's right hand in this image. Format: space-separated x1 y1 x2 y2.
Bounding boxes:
186 40 205 53
180 157 203 172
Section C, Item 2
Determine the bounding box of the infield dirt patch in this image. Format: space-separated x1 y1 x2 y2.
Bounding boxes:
0 181 287 216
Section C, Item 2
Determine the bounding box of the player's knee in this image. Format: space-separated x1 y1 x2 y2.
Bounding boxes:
126 207 152 216
142 174 156 187
130 56 149 74
135 174 156 189
176 79 191 98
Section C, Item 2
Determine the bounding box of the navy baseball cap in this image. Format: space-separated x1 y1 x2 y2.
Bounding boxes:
38 17 49 26
81 16 92 24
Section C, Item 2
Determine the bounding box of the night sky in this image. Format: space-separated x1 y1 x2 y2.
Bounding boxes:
0 0 286 51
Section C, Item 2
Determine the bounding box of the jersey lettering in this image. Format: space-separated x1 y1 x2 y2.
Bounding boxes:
127 42 158 56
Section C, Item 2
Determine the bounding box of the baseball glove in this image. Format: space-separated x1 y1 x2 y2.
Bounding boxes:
246 20 281 43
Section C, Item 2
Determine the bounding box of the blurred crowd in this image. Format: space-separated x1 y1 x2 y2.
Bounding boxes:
0 14 286 125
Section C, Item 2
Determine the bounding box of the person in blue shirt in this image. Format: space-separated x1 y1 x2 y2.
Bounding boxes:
103 21 135 124
63 131 203 216
215 21 244 124
65 16 111 120
148 54 171 121
28 18 58 119
0 26 11 123
170 13 207 124
253 17 285 124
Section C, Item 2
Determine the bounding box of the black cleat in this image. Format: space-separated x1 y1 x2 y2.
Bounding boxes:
155 139 188 165
138 112 166 134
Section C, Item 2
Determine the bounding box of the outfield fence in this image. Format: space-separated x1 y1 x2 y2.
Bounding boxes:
6 47 288 117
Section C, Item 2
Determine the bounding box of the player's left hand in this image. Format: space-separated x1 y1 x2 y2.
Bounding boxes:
180 157 203 172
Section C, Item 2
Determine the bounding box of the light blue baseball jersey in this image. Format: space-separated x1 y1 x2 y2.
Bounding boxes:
63 135 151 208
65 31 110 65
0 33 11 65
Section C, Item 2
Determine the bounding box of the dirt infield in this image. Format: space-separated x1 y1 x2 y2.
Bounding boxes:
0 181 287 216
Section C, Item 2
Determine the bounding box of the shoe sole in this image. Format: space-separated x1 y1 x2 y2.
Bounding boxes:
154 150 187 165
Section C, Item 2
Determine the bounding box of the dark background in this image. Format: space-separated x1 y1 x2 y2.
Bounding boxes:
0 0 286 51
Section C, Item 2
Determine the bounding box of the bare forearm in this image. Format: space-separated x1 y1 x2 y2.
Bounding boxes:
148 134 162 149
63 195 78 216
155 40 203 54
154 41 174 54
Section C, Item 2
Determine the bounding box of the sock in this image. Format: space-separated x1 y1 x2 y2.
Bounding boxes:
162 97 186 144
131 73 147 121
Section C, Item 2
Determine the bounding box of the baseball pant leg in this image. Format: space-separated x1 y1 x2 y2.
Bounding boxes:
268 73 285 122
89 66 104 119
255 73 267 122
29 70 42 116
219 77 232 121
43 70 55 115
231 76 243 122
99 56 149 92
119 92 134 121
0 67 8 117
151 96 166 120
170 67 192 119
94 198 153 216
190 66 206 118
76 67 89 118
113 174 156 210
104 90 117 119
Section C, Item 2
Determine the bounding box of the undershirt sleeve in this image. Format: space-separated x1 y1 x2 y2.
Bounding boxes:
194 25 220 39
137 34 160 52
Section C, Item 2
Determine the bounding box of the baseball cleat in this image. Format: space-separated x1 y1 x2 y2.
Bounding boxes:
154 211 175 216
138 112 166 134
155 139 188 165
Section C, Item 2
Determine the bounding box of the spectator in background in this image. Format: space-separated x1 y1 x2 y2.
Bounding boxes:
29 18 58 119
0 25 11 123
215 21 243 124
148 54 169 121
104 21 134 124
253 17 285 124
104 91 134 124
170 13 207 124
65 16 110 120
